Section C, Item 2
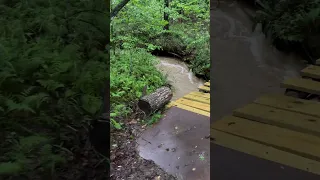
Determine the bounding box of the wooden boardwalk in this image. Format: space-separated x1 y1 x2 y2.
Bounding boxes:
211 62 320 176
167 81 210 117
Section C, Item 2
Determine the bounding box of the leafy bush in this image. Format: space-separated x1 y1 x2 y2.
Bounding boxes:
110 49 167 119
254 0 320 58
0 0 109 178
111 0 210 81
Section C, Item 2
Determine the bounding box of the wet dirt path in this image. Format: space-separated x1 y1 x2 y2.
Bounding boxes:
210 0 306 122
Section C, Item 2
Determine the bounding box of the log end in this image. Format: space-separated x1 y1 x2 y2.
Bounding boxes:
138 99 152 115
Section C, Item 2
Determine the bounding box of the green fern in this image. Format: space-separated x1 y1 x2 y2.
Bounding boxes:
5 99 35 114
37 79 64 92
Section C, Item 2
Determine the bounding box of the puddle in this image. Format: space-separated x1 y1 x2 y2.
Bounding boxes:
155 57 204 101
137 107 210 180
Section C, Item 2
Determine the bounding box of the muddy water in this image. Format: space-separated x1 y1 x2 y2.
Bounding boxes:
210 0 306 122
155 57 204 101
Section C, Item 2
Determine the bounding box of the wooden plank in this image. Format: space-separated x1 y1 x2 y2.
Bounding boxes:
183 93 210 104
211 129 320 175
204 82 210 87
254 94 320 118
175 98 210 112
301 65 320 80
188 91 210 98
167 102 210 117
199 85 210 93
281 78 320 95
211 116 320 161
233 103 320 137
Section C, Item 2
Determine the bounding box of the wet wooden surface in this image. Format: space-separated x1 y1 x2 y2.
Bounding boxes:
167 81 210 117
211 63 320 178
301 65 320 80
281 78 320 95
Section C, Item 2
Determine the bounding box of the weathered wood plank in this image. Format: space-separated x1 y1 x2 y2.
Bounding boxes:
233 103 320 137
167 102 210 117
301 65 320 80
175 98 210 112
204 82 210 87
254 94 320 118
199 85 210 93
211 129 320 175
183 93 210 104
281 78 320 95
188 91 210 98
211 116 320 161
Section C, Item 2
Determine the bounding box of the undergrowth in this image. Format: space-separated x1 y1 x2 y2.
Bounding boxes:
110 49 167 126
0 0 109 179
254 0 320 60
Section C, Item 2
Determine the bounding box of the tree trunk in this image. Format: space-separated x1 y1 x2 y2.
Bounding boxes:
138 87 173 115
164 0 170 30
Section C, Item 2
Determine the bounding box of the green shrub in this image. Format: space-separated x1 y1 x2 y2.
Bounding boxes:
110 49 167 118
0 0 109 178
255 0 320 45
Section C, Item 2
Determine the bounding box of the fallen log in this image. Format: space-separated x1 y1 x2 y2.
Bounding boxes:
138 86 173 115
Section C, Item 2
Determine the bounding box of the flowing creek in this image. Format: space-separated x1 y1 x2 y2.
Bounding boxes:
155 57 204 101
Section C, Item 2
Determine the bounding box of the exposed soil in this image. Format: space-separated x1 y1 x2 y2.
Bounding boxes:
110 111 177 180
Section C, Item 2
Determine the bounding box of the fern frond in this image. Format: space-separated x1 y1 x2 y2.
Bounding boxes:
37 79 64 92
5 99 35 114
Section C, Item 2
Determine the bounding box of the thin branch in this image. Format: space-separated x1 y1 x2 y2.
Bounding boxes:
111 0 131 19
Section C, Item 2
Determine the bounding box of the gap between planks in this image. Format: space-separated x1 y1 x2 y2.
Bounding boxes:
182 93 210 104
167 102 209 117
233 103 320 137
211 129 320 175
199 85 210 93
211 116 320 161
254 94 320 118
301 65 320 80
175 98 210 112
281 78 320 95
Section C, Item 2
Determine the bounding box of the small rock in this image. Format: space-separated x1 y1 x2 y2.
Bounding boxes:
192 168 196 171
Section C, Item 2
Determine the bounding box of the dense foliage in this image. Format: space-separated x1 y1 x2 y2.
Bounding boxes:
110 0 210 124
254 0 320 60
0 0 109 179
